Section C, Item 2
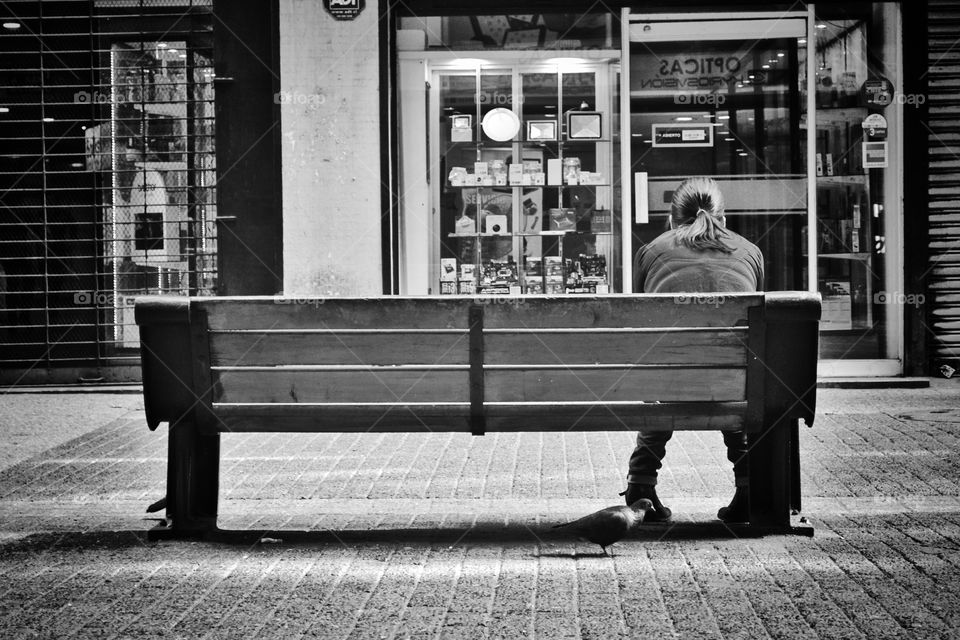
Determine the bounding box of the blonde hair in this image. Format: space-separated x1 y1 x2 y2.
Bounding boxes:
669 176 734 253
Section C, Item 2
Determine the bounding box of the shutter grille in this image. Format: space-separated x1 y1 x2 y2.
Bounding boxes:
928 0 960 365
0 0 216 382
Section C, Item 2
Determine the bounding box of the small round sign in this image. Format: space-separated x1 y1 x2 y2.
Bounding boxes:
861 77 893 108
861 113 888 140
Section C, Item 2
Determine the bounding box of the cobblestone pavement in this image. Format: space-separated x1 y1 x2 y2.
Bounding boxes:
1 381 960 639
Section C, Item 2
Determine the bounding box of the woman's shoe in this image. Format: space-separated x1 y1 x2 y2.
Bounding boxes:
717 486 750 523
619 484 672 522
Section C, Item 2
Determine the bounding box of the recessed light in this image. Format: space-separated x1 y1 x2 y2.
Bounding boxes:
3 22 21 30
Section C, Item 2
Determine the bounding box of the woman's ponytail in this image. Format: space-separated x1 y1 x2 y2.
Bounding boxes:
669 177 735 253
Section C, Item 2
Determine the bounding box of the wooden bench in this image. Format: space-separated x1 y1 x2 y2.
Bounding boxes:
135 292 820 539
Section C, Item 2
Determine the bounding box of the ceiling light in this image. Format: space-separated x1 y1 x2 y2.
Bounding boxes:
724 137 735 142
777 52 785 57
738 152 748 156
675 116 693 121
798 38 807 44
762 65 770 69
718 114 729 120
158 42 168 48
3 22 21 30
816 24 826 29
43 117 54 122
0 107 9 113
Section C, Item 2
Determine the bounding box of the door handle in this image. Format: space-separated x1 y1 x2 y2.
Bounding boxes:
634 172 649 224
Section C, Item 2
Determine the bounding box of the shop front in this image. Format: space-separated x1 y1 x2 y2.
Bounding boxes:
394 3 907 377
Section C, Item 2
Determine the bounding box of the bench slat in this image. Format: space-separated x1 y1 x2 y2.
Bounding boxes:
214 370 470 403
209 332 470 366
211 401 748 432
484 368 746 402
199 297 473 331
480 295 758 328
194 295 759 331
484 330 747 365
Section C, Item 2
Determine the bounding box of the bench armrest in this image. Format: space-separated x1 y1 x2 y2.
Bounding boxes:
135 296 198 430
762 292 821 427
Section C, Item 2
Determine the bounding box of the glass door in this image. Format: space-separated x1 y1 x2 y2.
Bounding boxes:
623 13 809 294
622 7 903 374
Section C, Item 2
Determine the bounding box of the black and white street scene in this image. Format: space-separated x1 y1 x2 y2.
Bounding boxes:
1 2 959 638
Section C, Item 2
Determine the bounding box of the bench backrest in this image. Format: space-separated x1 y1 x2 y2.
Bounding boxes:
136 293 820 434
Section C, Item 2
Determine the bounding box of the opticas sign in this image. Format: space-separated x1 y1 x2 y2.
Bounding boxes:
631 47 768 92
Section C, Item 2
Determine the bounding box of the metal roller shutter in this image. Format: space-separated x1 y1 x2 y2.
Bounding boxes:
928 0 960 368
0 0 217 384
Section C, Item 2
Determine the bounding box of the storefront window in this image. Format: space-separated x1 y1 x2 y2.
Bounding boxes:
806 3 901 362
399 13 618 51
106 41 217 347
396 12 621 295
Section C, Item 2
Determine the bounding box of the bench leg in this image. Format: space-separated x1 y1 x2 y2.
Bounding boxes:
790 418 802 514
151 419 220 540
747 419 791 529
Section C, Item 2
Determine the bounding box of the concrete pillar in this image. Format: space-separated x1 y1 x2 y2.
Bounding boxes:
279 0 383 296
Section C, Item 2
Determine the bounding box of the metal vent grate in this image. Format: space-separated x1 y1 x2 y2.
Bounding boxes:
928 0 960 367
0 0 216 383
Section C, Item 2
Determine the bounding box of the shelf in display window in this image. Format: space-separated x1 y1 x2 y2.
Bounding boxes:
819 252 872 261
817 174 868 187
446 182 609 188
447 231 614 238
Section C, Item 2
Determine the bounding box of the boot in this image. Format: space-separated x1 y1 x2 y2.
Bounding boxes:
717 486 749 523
619 484 672 522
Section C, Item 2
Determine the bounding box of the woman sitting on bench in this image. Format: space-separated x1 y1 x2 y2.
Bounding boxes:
621 176 765 523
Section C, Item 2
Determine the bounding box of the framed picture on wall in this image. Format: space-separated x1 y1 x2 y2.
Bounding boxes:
566 111 603 139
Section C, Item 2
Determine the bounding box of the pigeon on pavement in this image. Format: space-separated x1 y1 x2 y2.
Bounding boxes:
552 499 654 555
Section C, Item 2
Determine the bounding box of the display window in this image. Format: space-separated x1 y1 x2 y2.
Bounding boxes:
397 13 621 295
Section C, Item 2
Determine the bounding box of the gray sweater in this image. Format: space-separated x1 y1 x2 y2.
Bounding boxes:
634 228 764 294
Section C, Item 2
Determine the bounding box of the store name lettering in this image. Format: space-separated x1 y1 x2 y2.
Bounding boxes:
658 56 742 77
639 55 750 90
